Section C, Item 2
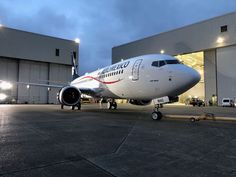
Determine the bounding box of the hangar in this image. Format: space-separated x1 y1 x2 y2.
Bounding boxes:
0 26 79 104
112 12 236 106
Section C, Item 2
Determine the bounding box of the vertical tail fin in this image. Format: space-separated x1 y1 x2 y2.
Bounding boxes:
71 52 79 80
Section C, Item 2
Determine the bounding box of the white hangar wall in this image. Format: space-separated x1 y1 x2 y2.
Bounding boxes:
0 27 79 104
112 12 236 62
216 45 236 104
204 50 217 105
0 57 18 100
48 63 72 104
18 60 48 104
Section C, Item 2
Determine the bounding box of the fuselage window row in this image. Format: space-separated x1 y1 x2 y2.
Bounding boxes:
98 69 124 79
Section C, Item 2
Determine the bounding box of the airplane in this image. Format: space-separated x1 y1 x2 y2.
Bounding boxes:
57 53 200 120
0 53 200 120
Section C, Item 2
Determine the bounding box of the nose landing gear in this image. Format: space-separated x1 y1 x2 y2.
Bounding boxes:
151 104 163 120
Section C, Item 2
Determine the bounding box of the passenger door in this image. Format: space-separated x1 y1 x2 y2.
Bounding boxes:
132 59 143 81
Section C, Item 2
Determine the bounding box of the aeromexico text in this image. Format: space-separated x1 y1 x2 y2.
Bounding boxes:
101 61 130 74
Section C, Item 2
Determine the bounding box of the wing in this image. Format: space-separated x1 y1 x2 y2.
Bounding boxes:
0 79 66 89
79 88 96 96
1 79 101 99
17 81 65 88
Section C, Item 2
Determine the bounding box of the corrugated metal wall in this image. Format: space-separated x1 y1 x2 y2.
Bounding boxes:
18 60 48 103
0 58 72 104
0 27 78 104
216 45 236 105
0 57 18 100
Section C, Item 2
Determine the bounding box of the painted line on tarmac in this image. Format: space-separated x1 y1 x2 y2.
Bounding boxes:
165 114 236 121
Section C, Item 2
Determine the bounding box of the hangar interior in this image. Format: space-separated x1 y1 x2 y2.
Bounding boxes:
175 52 205 104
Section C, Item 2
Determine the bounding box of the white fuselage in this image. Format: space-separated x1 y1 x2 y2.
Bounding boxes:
70 54 200 100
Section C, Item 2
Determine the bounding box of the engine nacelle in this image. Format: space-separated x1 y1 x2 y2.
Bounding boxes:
58 86 81 106
129 99 152 106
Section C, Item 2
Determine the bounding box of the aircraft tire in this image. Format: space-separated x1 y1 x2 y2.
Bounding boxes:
113 102 117 109
190 117 196 122
107 102 112 109
77 102 81 110
151 111 162 120
107 102 117 109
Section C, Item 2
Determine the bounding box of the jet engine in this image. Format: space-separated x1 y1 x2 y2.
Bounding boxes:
129 99 152 106
58 86 81 106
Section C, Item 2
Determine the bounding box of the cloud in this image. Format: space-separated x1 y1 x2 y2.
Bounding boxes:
114 0 236 39
1 7 75 38
1 0 236 75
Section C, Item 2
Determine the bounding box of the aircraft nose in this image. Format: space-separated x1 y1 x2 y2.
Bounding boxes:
188 67 201 85
167 65 201 96
173 66 201 95
181 67 201 90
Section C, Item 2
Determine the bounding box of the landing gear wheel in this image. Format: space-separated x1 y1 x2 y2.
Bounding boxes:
107 102 112 109
151 111 162 120
113 102 117 109
108 101 117 110
77 102 81 110
190 117 196 122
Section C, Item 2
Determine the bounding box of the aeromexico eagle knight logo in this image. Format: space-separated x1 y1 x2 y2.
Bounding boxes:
80 61 130 84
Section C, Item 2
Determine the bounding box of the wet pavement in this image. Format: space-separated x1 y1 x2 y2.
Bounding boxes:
0 104 236 177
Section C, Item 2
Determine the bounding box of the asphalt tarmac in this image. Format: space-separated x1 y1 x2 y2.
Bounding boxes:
0 104 236 177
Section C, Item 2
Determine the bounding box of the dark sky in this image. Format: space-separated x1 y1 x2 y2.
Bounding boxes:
1 0 236 75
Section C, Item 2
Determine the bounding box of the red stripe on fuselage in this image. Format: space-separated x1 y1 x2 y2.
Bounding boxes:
79 76 121 84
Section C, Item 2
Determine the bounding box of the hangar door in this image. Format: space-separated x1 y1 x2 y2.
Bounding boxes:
217 45 236 105
48 63 72 104
0 57 18 99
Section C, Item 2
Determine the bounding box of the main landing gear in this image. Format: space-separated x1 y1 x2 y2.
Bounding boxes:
60 102 81 110
72 102 81 110
151 104 163 120
107 99 117 110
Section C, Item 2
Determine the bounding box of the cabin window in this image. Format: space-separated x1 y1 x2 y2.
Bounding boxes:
221 25 228 32
73 51 77 58
55 49 60 56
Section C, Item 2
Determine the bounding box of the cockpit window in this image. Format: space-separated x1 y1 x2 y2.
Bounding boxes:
159 61 166 67
166 60 180 64
151 61 159 67
152 59 180 67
